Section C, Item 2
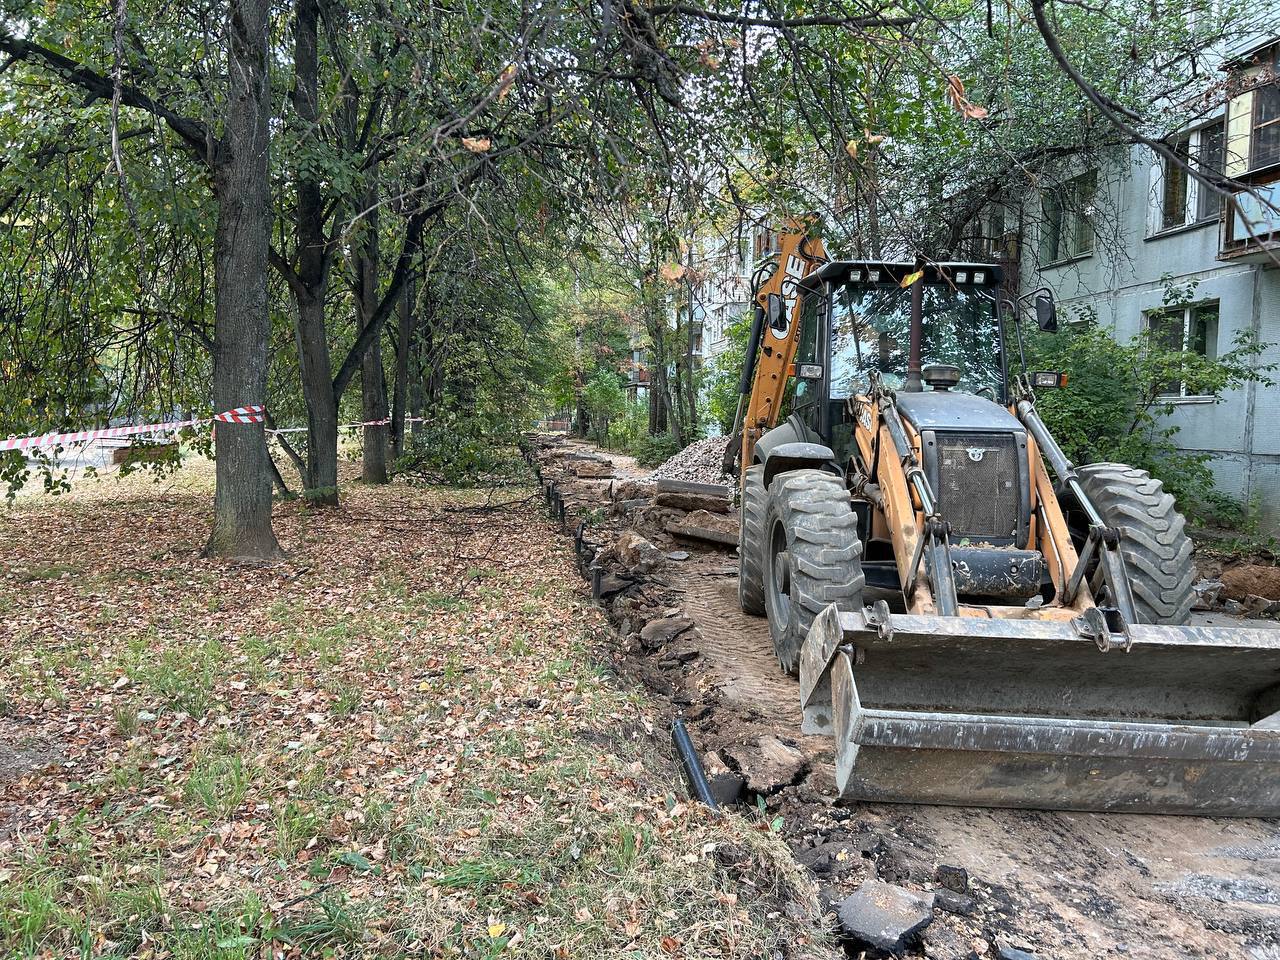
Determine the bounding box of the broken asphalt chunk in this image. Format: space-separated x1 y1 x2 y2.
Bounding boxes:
837 879 934 954
933 888 976 916
934 864 969 893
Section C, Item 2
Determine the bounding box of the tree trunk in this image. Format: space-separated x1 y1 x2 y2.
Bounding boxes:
685 278 699 434
295 292 340 504
391 275 414 459
203 0 281 560
288 0 339 506
408 316 426 438
357 180 389 483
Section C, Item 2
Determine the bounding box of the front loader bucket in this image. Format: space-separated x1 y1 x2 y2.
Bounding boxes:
799 605 1280 815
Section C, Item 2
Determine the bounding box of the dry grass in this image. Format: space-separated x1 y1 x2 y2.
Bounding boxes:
0 455 827 958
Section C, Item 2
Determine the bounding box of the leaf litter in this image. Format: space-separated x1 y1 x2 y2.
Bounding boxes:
0 458 829 958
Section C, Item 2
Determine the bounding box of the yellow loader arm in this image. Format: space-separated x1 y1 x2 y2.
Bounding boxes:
730 225 826 479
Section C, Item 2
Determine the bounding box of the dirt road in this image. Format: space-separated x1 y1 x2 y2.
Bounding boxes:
532 435 1280 960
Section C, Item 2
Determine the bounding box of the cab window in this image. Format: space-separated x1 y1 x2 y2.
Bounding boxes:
829 282 1004 398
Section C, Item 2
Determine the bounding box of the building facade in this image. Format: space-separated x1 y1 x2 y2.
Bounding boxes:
1020 37 1280 529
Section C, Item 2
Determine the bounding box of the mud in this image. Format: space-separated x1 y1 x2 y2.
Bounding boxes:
526 434 1280 960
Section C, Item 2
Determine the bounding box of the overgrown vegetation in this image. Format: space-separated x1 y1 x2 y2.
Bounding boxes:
1028 282 1276 523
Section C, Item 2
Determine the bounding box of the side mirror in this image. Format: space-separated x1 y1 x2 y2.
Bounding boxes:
767 293 786 331
1034 291 1058 333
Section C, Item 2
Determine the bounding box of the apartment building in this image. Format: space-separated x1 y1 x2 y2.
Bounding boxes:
1017 36 1280 527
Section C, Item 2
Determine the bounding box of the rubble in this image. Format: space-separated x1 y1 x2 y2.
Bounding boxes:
935 864 970 893
724 735 809 793
933 889 977 916
639 615 694 649
572 457 613 478
795 838 868 878
650 435 734 484
836 879 934 954
994 942 1040 960
1243 593 1280 617
1192 578 1225 610
922 924 971 959
614 530 665 573
667 509 738 547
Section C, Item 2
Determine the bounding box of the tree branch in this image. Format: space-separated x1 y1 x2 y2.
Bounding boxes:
647 2 915 29
0 30 213 160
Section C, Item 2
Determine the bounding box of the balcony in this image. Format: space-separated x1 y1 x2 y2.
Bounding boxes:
1219 181 1280 263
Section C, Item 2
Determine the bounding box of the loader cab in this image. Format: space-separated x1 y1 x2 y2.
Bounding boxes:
790 261 1007 456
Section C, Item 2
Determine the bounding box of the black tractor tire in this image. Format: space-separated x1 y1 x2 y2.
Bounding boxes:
737 464 768 616
1073 462 1196 625
763 470 865 675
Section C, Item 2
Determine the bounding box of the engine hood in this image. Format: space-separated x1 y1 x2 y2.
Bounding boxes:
894 390 1023 433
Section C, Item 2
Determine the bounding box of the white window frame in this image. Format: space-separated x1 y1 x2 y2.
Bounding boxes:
1143 300 1220 400
1148 121 1226 236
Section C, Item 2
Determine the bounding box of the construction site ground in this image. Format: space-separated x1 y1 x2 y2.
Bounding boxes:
531 433 1280 960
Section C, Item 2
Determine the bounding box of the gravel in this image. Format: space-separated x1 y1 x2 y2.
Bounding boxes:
649 436 734 485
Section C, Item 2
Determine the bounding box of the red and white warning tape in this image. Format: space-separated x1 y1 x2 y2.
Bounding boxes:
212 405 267 425
2 407 431 453
1 405 265 453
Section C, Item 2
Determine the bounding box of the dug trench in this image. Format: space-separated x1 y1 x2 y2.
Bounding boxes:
525 433 1280 960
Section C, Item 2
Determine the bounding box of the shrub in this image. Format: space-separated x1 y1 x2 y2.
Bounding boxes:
703 312 751 435
395 422 526 487
581 370 626 445
629 432 681 467
605 400 647 451
1026 288 1274 522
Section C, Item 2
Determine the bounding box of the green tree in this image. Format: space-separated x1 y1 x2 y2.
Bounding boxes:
581 369 626 445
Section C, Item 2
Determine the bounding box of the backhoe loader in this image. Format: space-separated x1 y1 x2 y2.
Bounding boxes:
727 225 1280 814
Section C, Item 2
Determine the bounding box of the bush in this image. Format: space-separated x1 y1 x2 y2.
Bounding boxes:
581 369 626 445
395 422 527 487
605 400 647 451
1026 289 1274 522
629 432 682 467
703 312 751 435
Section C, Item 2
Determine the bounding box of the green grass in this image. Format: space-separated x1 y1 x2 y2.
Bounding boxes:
186 754 252 818
125 634 224 716
12 562 81 583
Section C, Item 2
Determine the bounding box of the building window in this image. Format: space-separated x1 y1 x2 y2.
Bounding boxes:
1196 122 1226 220
1153 122 1226 232
1145 301 1219 397
1041 170 1096 264
1252 52 1280 170
1161 137 1190 230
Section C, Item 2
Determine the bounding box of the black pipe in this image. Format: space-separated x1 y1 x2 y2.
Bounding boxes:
736 304 767 396
672 717 720 811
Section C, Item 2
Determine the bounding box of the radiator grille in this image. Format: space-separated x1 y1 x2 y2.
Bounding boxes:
936 432 1020 541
